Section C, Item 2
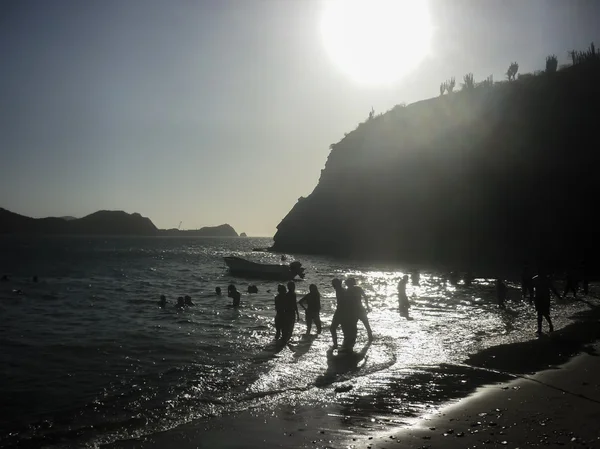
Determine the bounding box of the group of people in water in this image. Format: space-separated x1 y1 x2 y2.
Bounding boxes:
155 264 592 344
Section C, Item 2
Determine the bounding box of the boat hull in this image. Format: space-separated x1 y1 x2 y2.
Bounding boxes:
224 257 303 280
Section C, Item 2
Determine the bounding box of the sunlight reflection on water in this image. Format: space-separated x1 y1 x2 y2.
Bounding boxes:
0 237 593 448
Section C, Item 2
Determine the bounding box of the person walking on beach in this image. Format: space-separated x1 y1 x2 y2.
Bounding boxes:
330 278 357 350
532 273 561 334
274 284 286 340
228 284 241 308
345 278 374 342
298 284 322 336
281 281 300 342
397 275 410 318
521 264 534 302
563 270 579 299
496 279 507 309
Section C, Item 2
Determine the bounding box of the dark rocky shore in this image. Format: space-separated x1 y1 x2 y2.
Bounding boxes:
273 49 600 276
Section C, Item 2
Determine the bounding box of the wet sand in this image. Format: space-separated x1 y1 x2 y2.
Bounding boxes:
365 344 600 449
105 301 600 449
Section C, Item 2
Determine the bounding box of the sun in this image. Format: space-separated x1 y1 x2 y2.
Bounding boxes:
320 0 433 85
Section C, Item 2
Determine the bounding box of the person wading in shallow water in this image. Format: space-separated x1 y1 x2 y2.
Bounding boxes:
496 279 507 309
298 284 322 336
345 278 374 342
330 278 355 349
228 284 241 308
397 275 411 318
532 273 561 334
274 284 286 340
281 281 299 342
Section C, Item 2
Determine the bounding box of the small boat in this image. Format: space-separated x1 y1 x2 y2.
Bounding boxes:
224 256 305 280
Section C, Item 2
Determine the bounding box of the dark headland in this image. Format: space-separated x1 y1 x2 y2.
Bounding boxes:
0 208 238 237
273 46 600 276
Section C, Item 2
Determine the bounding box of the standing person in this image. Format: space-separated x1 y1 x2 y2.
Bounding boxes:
274 284 286 340
281 281 300 342
330 278 356 349
496 279 507 309
532 274 561 334
397 275 411 318
298 284 322 336
228 284 241 308
521 264 534 302
345 278 374 342
563 270 579 299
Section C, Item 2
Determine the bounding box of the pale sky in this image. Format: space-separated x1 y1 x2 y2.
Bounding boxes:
1 0 598 236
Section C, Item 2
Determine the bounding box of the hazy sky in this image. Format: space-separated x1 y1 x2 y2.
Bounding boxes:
1 0 598 236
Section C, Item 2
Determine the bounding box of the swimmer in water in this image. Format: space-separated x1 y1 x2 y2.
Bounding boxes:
159 295 167 307
215 286 222 296
228 284 241 307
176 297 185 309
184 295 194 306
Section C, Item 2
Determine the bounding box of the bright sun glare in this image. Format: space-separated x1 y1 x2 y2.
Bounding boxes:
321 0 433 85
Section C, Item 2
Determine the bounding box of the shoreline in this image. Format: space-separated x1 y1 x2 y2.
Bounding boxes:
105 299 600 449
365 342 600 449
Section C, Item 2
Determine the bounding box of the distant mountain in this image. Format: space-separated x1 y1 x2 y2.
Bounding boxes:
0 208 157 235
158 224 238 237
59 216 77 221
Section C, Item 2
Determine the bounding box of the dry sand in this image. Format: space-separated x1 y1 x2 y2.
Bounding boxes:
363 344 600 449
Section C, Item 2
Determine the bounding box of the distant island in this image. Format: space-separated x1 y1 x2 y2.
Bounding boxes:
158 225 238 237
0 208 238 237
273 43 600 275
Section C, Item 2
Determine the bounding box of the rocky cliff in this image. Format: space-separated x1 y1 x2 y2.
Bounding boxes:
273 54 600 274
0 209 158 235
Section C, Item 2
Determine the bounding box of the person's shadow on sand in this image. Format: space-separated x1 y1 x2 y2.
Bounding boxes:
290 334 318 360
314 342 371 387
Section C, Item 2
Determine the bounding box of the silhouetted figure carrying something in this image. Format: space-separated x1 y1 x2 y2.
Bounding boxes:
521 264 534 302
298 284 322 336
563 270 579 299
228 284 241 308
281 281 299 342
532 274 560 334
495 279 507 309
274 284 286 340
345 278 374 342
397 275 411 318
330 278 356 350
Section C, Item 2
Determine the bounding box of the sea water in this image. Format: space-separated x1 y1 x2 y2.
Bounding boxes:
0 236 591 448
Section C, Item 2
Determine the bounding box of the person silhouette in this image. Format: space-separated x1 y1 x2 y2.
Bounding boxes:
397 275 410 318
345 278 373 342
330 278 356 349
281 281 299 342
532 273 560 334
496 279 507 309
215 286 222 296
274 284 286 340
228 284 241 308
159 295 167 307
298 284 322 335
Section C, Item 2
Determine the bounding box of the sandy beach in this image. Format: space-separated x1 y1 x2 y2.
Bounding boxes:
363 344 600 449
